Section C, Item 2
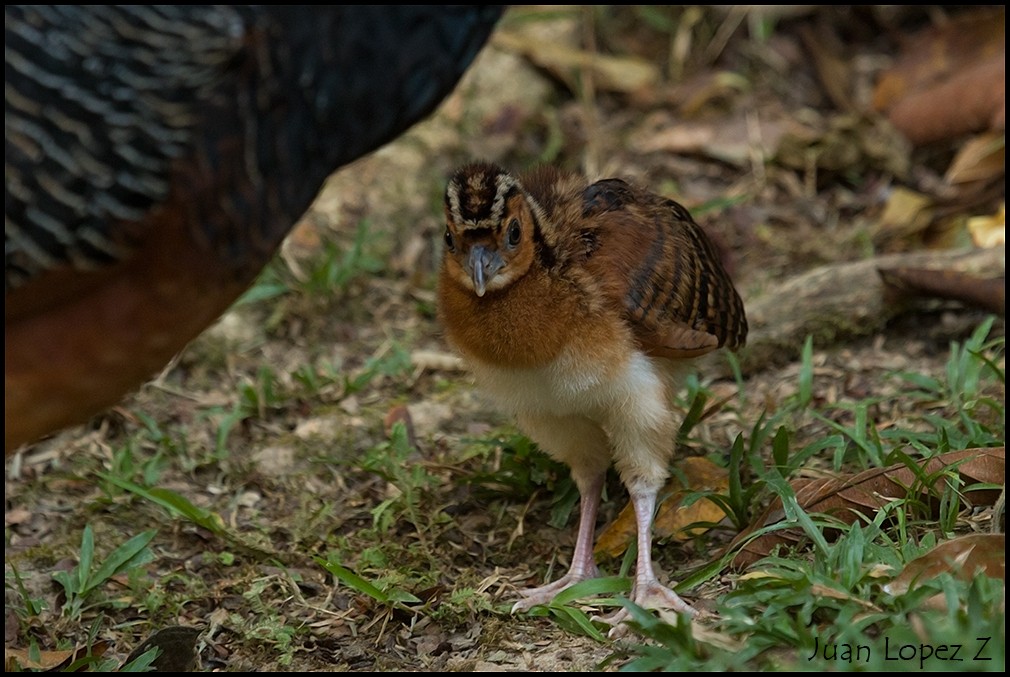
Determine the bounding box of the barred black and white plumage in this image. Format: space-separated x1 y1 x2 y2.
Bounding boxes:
4 5 502 453
5 5 502 290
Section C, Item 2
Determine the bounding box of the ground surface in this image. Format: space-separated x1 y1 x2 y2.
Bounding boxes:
5 6 1005 672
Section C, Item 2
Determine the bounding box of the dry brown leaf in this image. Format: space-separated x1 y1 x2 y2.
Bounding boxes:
878 266 1006 316
4 640 108 672
654 458 730 541
630 113 792 167
5 648 74 672
885 57 1005 145
867 563 895 580
492 30 659 96
968 205 1006 249
664 71 751 117
727 447 1005 569
885 533 1005 597
810 582 881 611
595 457 729 558
679 72 749 116
872 9 1005 145
872 10 1005 110
279 218 325 283
4 507 32 526
872 187 934 245
945 132 1006 185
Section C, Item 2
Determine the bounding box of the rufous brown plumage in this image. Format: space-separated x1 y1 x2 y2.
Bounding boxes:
437 161 747 633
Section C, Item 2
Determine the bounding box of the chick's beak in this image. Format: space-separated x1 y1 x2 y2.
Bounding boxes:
467 245 505 297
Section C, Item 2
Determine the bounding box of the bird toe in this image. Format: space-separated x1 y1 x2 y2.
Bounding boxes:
511 569 600 613
595 580 696 638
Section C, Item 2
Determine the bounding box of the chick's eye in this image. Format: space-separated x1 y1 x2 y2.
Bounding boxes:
444 227 455 252
506 219 521 247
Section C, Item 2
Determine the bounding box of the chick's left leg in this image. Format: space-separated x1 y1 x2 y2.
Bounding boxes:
511 414 611 613
597 479 695 633
600 355 695 633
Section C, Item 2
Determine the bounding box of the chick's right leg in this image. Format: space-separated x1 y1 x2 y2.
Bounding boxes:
510 414 611 613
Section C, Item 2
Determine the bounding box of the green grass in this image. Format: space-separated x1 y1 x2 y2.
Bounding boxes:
236 218 385 307
7 311 1001 671
598 318 1005 671
309 316 1005 671
616 539 1004 671
472 317 1004 671
51 526 157 623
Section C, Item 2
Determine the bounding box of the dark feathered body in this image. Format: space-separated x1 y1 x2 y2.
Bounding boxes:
4 5 502 452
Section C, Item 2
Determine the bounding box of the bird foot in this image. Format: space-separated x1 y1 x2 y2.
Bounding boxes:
593 579 695 639
511 566 601 613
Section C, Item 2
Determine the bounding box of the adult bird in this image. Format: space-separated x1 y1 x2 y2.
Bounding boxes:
4 5 503 454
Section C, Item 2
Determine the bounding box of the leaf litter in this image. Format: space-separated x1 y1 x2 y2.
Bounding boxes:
5 6 1004 671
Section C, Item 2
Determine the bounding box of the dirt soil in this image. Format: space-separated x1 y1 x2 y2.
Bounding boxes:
5 6 1005 672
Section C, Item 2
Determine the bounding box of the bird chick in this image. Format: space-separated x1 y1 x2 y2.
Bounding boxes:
437 161 747 631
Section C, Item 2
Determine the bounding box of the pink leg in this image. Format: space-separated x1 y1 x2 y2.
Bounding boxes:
598 483 695 635
511 471 605 612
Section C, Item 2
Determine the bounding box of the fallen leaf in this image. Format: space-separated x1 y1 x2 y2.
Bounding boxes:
384 404 419 452
665 71 751 118
872 10 1004 110
596 457 729 558
5 648 74 672
885 57 1004 145
945 132 1006 185
4 640 108 672
630 111 792 167
867 563 896 579
654 458 730 540
810 583 880 610
884 533 1005 597
4 507 32 526
872 187 934 247
967 204 1006 249
877 266 1005 316
493 30 660 96
872 9 1005 145
727 447 1004 569
281 218 325 281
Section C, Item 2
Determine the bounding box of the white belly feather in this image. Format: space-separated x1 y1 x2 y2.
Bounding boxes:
469 346 685 430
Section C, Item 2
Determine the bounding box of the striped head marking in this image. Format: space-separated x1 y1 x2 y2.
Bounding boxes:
445 162 522 231
442 162 536 298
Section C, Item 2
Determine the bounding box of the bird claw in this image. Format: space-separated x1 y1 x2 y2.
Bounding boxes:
592 580 696 639
510 567 601 613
